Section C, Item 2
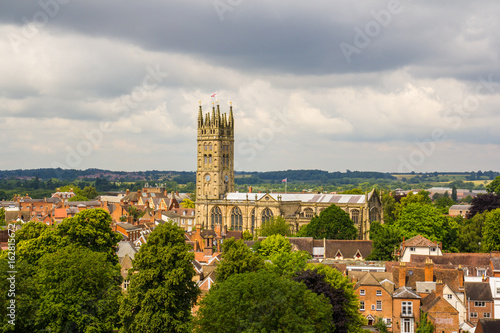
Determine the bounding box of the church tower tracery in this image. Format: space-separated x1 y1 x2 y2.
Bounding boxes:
195 102 235 227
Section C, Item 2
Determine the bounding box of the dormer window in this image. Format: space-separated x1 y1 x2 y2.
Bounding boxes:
410 247 415 252
431 247 436 252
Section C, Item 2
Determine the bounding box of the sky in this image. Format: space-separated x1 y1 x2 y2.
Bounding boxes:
0 0 499 173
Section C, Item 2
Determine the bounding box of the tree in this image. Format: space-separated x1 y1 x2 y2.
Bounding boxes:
256 234 292 257
35 245 122 333
216 238 264 283
180 198 195 208
394 190 432 219
482 208 500 252
258 216 293 237
242 230 253 240
374 317 389 333
307 264 366 333
293 269 363 333
297 204 357 240
367 221 402 261
394 203 446 242
434 192 455 214
381 192 396 225
68 194 90 201
119 222 200 333
82 185 99 199
467 193 500 218
57 208 122 265
456 213 485 252
415 311 435 333
487 175 500 194
451 185 458 202
126 206 146 223
0 207 4 225
194 270 334 333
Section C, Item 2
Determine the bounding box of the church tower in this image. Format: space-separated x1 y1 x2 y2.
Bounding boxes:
195 102 235 202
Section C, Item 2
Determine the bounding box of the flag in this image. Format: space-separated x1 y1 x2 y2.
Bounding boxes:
282 178 287 182
211 92 217 97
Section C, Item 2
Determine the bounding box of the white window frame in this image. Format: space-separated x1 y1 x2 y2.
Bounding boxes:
470 312 478 318
474 301 486 307
360 289 365 296
402 301 413 316
360 301 365 311
483 312 491 318
376 290 382 296
446 294 453 300
376 300 382 311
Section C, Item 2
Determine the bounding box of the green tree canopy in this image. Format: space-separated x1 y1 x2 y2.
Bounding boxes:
68 194 90 201
394 203 446 242
258 216 293 237
482 208 500 252
394 190 432 219
487 176 500 195
367 221 402 261
35 245 122 333
381 192 396 225
256 234 292 257
455 213 485 253
119 222 200 333
297 204 357 240
57 208 122 264
0 207 5 226
216 238 264 283
194 270 334 333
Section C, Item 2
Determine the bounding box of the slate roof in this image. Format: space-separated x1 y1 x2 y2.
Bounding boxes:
411 253 491 276
393 286 421 299
465 282 493 301
116 222 142 231
491 258 500 271
449 204 472 210
225 192 368 204
200 229 217 238
477 319 500 333
324 240 373 259
225 230 243 240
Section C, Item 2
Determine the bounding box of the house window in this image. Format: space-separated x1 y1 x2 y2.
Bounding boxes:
410 247 415 252
431 247 436 252
474 301 485 307
402 301 413 316
360 301 365 311
497 287 500 295
385 318 392 327
477 269 486 277
123 280 130 290
251 209 255 234
376 290 382 296
484 313 491 318
470 312 478 318
446 294 453 300
360 289 365 296
376 301 382 311
371 305 375 310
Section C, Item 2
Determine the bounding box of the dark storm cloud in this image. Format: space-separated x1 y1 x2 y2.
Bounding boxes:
3 0 498 79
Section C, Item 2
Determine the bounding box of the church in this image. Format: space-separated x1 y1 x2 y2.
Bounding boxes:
194 103 382 240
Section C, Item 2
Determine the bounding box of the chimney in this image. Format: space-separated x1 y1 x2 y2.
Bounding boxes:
171 191 175 199
399 262 406 288
249 186 252 193
214 224 222 236
176 191 179 196
425 258 434 282
436 280 444 297
126 189 130 195
164 190 167 197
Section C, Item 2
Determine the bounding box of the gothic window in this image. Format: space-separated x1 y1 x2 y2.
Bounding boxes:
209 154 212 164
251 208 255 234
204 154 207 164
261 208 273 225
204 143 207 150
351 210 360 224
211 206 222 230
304 208 314 218
369 208 379 222
231 206 243 231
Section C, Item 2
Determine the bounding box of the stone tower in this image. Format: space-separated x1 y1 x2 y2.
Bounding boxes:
196 102 235 202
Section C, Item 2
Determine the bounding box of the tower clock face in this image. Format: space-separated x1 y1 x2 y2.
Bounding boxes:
205 175 211 181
